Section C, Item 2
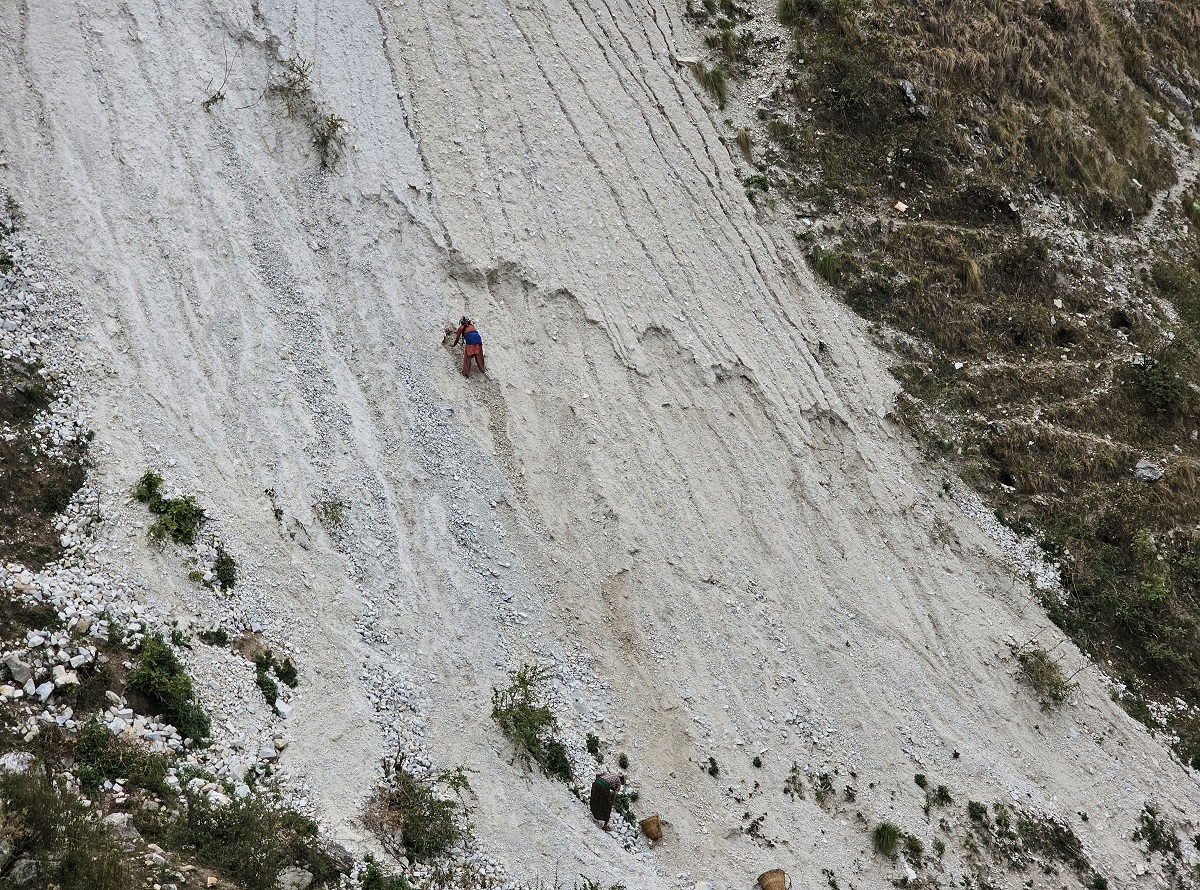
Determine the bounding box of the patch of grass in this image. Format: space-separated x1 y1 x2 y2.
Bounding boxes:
618 752 629 769
491 663 573 783
366 760 471 863
313 113 347 171
1017 812 1089 874
272 56 313 115
255 659 279 708
735 127 752 160
313 497 346 529
0 361 88 568
1014 644 1077 705
752 755 762 768
706 756 720 777
0 768 149 889
813 771 835 806
74 720 168 795
197 627 229 647
692 61 729 106
126 635 210 743
586 732 601 760
968 800 988 823
808 245 845 284
783 762 804 798
914 773 927 789
872 821 902 857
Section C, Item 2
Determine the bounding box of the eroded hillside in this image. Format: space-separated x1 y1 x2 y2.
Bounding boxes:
0 1 1197 889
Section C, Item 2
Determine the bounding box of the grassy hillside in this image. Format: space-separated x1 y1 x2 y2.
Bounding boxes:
713 0 1200 761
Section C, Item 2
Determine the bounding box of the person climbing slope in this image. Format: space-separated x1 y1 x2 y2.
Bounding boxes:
453 316 486 378
589 771 626 831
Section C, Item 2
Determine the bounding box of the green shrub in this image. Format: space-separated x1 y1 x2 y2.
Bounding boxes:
361 853 412 890
491 663 573 783
74 720 168 794
967 800 988 822
585 732 601 759
1133 803 1181 857
872 821 902 857
255 663 279 707
0 769 148 889
313 114 347 171
1016 646 1077 704
165 789 336 890
914 773 927 789
127 636 210 742
133 471 208 546
366 765 471 862
213 547 237 589
197 628 228 647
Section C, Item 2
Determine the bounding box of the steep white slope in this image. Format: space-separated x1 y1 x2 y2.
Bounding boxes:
0 0 1197 887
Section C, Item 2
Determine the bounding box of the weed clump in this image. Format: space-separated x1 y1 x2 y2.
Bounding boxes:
197 627 229 647
692 61 729 106
0 769 149 889
254 651 298 709
74 720 168 794
491 663 573 782
362 853 412 890
1014 644 1077 705
314 497 346 529
213 546 238 589
133 471 207 546
161 787 339 890
366 755 472 863
127 635 210 743
872 820 902 857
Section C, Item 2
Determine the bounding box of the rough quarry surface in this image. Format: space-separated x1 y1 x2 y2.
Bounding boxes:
0 1 1197 888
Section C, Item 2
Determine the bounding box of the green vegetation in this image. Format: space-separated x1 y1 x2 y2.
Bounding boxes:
490 663 573 782
691 61 728 107
127 635 210 742
1133 803 1181 858
313 113 347 171
74 720 168 795
0 360 88 567
314 497 346 529
197 627 229 646
213 546 237 589
270 56 349 172
812 771 834 806
872 820 902 857
133 471 207 546
366 761 472 863
706 756 719 777
0 768 149 889
744 0 1200 764
1014 644 1077 705
158 786 340 890
783 762 804 799
361 853 413 890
